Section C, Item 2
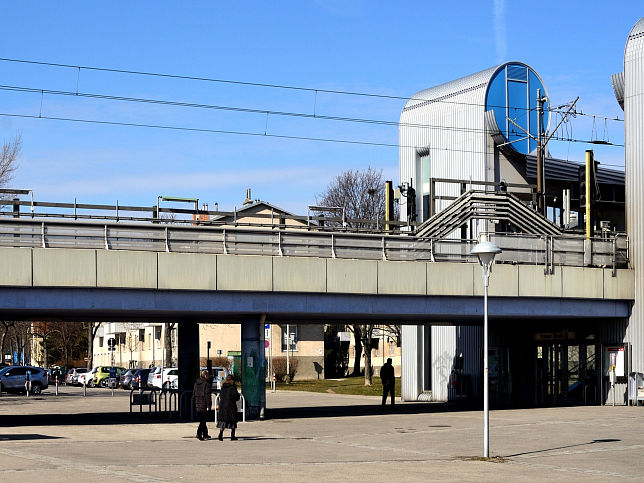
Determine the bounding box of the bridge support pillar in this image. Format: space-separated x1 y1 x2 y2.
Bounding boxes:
177 320 200 392
241 316 266 420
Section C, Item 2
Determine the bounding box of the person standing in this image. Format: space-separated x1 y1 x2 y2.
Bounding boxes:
217 374 240 441
193 369 212 441
380 358 395 406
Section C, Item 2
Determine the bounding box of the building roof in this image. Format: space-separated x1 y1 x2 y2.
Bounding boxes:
402 64 500 113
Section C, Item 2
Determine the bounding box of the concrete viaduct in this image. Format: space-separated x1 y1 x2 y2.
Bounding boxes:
0 242 633 417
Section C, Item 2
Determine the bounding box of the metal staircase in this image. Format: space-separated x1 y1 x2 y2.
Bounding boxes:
414 190 561 239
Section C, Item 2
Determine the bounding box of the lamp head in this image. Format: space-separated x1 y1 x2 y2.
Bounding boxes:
470 240 502 267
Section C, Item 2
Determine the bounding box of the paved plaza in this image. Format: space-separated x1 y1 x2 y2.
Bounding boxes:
1 387 643 481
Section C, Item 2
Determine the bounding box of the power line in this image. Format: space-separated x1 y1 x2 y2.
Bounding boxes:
0 111 625 162
0 84 486 135
0 82 625 146
0 56 624 122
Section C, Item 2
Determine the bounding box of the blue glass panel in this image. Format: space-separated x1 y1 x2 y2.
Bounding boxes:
508 80 528 153
486 64 548 155
486 68 508 138
507 64 527 81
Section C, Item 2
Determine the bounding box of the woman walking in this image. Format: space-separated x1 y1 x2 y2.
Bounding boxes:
217 374 240 441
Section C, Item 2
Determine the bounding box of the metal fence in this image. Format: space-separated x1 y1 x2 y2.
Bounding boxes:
0 218 629 270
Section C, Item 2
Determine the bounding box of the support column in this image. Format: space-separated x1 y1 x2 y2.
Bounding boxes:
241 317 266 420
177 320 200 392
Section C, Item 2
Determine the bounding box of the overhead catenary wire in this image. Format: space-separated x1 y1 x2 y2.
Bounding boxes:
0 83 626 146
0 56 624 122
0 111 626 165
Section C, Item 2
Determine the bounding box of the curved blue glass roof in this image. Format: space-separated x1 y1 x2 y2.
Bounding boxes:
485 63 549 155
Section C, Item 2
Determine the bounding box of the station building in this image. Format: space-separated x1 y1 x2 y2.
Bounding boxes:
399 17 644 407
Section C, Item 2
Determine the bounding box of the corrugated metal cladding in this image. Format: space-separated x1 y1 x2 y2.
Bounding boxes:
401 324 483 402
401 325 421 401
623 17 644 373
524 155 625 184
399 65 500 224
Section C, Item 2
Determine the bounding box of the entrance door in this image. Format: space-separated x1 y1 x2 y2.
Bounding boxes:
536 343 565 405
535 342 598 406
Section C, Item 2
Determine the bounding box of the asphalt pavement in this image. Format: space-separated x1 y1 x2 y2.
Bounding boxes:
1 385 643 482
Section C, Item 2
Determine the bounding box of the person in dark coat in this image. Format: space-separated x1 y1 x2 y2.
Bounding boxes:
380 358 395 406
193 370 212 440
217 374 240 441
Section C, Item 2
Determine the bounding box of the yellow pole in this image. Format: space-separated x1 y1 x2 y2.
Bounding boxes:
585 150 592 239
385 180 392 232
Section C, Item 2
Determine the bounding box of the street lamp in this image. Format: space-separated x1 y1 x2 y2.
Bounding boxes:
470 236 502 458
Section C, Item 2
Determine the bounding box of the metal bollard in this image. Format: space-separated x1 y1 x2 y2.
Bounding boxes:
272 373 276 392
55 376 59 396
83 381 87 397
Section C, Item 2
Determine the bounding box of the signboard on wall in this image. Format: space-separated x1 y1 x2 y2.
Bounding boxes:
605 346 625 377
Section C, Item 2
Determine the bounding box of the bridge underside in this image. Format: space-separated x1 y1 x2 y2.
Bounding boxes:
0 287 630 323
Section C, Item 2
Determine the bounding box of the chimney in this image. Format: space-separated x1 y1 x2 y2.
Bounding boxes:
243 188 253 206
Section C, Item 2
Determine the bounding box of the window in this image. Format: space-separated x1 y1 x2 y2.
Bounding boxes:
416 154 431 221
139 329 145 344
281 325 298 352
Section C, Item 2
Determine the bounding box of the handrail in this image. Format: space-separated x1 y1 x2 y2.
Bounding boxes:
0 217 629 269
129 387 158 414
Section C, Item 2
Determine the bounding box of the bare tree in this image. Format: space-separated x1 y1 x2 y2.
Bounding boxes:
83 322 102 370
0 135 21 191
1 320 15 359
317 167 400 385
316 166 386 230
164 322 176 366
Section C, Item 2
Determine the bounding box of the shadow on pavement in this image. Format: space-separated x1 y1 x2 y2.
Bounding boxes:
504 438 621 457
0 433 64 440
0 412 188 427
265 402 476 420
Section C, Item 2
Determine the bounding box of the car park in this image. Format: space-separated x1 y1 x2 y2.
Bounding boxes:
149 367 178 389
92 366 127 388
200 366 230 392
147 366 161 387
66 367 89 386
131 368 151 390
78 367 98 386
47 367 66 384
0 366 49 394
120 369 135 389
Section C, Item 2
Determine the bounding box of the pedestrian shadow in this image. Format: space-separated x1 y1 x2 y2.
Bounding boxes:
505 438 621 457
0 433 64 440
266 403 461 420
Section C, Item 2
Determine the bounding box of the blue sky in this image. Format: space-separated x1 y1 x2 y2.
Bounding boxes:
0 2 638 214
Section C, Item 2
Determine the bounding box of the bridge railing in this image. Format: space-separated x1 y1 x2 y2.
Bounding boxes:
0 218 629 270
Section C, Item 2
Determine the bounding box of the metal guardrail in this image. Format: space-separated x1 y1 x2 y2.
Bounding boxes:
129 387 193 419
0 218 629 270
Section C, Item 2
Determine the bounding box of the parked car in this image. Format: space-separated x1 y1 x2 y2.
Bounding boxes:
200 366 230 392
120 369 135 389
0 365 49 394
147 366 161 388
47 366 66 384
78 367 98 386
131 368 151 390
66 367 89 386
149 367 178 389
92 366 127 388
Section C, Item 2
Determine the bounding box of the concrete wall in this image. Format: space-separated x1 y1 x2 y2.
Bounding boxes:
0 247 633 301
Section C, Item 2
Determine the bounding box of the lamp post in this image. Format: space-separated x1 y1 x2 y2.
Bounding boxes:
470 237 502 458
